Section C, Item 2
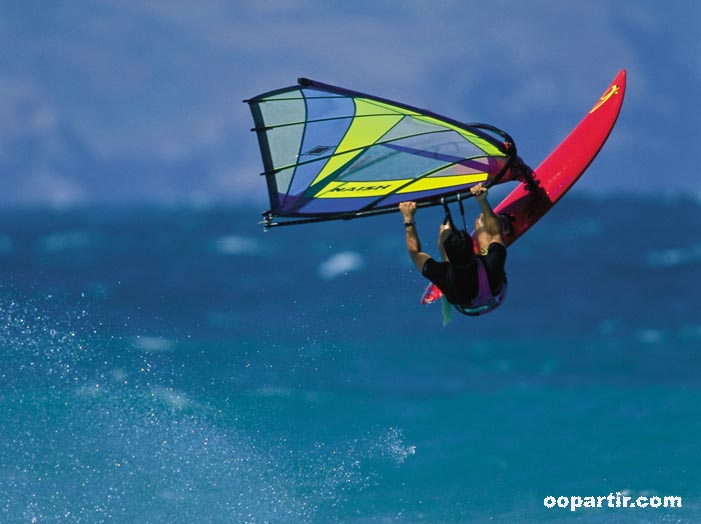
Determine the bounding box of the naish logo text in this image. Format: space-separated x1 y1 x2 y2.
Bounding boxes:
328 184 392 193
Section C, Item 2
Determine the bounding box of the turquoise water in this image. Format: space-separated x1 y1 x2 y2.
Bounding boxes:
0 197 699 523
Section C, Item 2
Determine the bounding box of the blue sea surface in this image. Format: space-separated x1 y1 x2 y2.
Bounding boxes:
0 196 699 523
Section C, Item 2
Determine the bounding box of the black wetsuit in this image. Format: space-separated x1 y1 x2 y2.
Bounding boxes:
421 242 507 306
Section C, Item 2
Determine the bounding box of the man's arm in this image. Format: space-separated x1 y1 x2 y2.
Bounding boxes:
399 201 431 272
438 223 451 261
471 183 504 247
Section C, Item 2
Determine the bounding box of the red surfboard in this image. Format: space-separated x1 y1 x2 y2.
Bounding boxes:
422 70 627 305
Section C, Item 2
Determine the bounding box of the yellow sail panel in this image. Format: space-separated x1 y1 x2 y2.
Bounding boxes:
316 180 407 199
315 173 489 199
310 98 403 185
398 172 489 193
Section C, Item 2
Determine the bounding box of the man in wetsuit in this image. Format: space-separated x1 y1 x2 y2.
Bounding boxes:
399 183 508 316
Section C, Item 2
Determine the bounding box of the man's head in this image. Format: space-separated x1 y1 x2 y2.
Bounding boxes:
443 229 474 266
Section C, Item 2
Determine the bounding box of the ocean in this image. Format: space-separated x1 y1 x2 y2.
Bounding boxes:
0 195 699 523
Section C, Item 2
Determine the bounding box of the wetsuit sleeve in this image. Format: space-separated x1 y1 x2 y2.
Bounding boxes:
483 243 507 271
421 258 451 296
483 243 507 294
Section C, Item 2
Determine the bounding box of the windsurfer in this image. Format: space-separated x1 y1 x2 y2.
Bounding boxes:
400 183 509 316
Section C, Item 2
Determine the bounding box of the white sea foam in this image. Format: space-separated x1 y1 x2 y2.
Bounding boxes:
150 386 193 410
0 296 369 524
255 385 294 398
132 335 175 353
318 251 364 279
381 427 416 465
74 382 108 398
645 245 701 268
636 329 665 345
109 367 129 384
37 231 93 252
215 235 262 255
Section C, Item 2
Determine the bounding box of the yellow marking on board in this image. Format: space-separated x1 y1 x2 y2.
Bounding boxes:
315 173 489 198
590 84 620 114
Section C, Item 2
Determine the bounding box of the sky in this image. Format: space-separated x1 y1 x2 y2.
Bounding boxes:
1 0 699 207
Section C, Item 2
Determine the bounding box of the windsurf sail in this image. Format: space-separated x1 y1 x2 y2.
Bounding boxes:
245 78 525 228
